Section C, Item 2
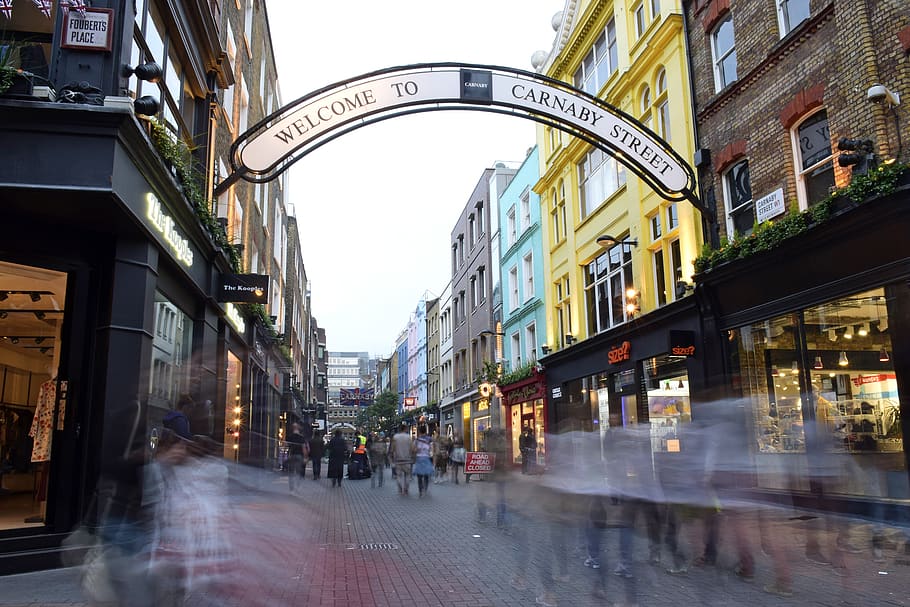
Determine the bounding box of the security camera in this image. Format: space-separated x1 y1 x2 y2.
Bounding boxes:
866 84 901 106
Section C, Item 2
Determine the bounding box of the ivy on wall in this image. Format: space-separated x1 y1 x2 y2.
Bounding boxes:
694 162 909 274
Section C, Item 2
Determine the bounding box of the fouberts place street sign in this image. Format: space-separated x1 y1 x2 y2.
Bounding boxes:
225 63 698 205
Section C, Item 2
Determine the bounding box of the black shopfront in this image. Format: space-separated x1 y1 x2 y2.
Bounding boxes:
542 297 703 457
696 183 910 521
0 102 242 572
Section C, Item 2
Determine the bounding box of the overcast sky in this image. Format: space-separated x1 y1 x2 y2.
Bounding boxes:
267 1 562 357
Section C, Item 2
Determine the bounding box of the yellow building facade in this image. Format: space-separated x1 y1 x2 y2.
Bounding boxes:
535 0 703 351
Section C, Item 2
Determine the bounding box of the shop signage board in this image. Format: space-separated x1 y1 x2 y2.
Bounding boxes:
668 330 696 357
218 273 269 303
403 396 417 409
502 378 545 406
464 451 495 474
607 340 632 364
224 302 246 335
61 8 114 51
755 188 785 223
146 193 194 267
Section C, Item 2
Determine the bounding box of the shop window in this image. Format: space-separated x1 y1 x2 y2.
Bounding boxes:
148 292 194 433
643 355 690 452
585 239 635 334
730 286 906 498
0 261 67 531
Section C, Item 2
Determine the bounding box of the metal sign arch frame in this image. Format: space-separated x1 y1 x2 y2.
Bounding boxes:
219 62 706 212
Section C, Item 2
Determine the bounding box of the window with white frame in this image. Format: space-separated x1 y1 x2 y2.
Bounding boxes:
572 19 618 96
585 240 635 334
723 159 754 235
653 248 667 306
656 69 670 142
650 212 662 241
238 74 249 135
670 239 683 298
555 279 568 348
510 333 521 370
523 253 534 302
633 2 646 38
651 0 661 20
667 203 679 230
507 207 517 248
776 0 810 37
525 322 537 362
550 189 560 246
243 0 253 54
509 266 519 311
520 189 531 234
558 181 567 239
711 14 737 92
793 109 835 209
579 148 626 219
640 85 652 131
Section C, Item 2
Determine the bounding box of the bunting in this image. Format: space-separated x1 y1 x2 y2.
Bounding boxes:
66 0 88 18
0 0 12 20
32 0 53 19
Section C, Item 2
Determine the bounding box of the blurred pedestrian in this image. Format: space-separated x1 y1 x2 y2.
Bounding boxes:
413 426 435 497
369 432 388 488
450 439 466 484
308 431 324 480
327 429 347 488
390 422 414 496
520 426 537 474
285 423 307 494
433 431 452 484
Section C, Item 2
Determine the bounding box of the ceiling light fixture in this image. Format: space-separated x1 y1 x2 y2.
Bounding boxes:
33 311 45 320
827 328 838 342
843 326 853 339
0 311 6 319
814 355 824 369
858 323 869 337
10 337 18 345
29 292 41 302
838 351 849 367
879 346 890 363
0 291 7 301
791 361 799 374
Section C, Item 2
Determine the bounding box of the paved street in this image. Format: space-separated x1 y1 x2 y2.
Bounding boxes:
2 465 910 607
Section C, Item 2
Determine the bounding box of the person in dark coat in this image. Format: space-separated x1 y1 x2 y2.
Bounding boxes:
326 429 348 487
308 431 325 480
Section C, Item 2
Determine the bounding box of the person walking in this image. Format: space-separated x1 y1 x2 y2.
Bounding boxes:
390 423 414 496
285 423 307 494
520 426 537 474
450 439 466 484
413 426 435 497
369 432 388 488
326 429 347 488
308 431 325 480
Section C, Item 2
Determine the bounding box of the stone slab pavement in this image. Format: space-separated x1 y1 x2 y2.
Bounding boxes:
2 466 909 607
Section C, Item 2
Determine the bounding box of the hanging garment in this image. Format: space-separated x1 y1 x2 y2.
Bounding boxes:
29 380 63 462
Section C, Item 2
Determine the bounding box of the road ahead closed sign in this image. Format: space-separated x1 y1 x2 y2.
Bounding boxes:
464 452 495 474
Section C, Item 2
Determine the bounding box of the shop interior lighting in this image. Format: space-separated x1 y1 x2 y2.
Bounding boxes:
814 355 824 369
838 351 849 366
879 346 890 363
0 311 6 319
29 292 41 302
771 365 780 377
791 361 799 374
677 379 685 389
843 326 853 339
827 328 838 342
33 311 45 320
858 323 869 337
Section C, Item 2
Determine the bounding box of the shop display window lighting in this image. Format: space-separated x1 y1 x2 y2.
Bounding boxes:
838 351 849 367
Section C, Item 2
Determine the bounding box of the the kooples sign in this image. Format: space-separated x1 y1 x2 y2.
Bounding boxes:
219 274 269 303
146 194 194 267
234 65 692 199
607 341 632 364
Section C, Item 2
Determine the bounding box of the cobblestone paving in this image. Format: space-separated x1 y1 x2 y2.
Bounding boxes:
2 466 909 606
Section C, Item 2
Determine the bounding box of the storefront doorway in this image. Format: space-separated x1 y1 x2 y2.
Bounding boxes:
0 261 67 531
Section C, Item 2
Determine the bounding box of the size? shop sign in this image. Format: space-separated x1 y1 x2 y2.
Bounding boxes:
608 341 632 364
62 8 114 51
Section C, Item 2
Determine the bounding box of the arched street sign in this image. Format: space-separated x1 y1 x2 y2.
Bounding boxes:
219 62 707 213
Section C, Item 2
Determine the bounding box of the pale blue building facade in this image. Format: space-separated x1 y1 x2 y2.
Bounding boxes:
499 147 545 371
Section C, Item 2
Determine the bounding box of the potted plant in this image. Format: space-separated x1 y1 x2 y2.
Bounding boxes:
0 39 34 97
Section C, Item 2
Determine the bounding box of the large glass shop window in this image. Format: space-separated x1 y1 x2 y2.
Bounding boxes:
643 355 691 453
0 261 67 530
730 287 906 498
148 292 194 435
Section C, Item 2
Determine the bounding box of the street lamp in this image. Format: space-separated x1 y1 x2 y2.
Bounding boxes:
596 234 639 249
